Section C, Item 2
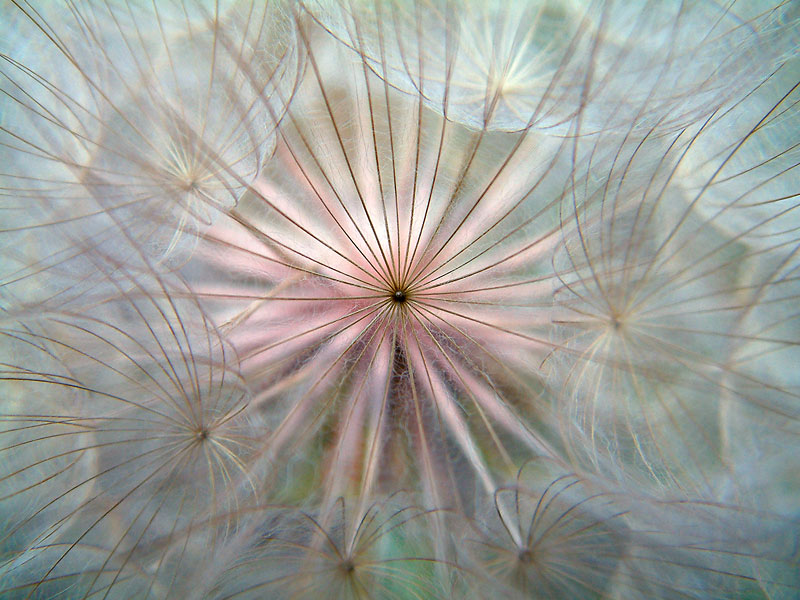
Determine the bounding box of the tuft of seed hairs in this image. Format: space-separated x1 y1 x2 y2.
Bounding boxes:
1 1 798 598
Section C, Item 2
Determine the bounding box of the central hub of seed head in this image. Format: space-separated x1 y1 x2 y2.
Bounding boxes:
392 289 407 303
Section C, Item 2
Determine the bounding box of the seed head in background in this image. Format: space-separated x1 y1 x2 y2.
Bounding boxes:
0 0 300 302
1 0 799 598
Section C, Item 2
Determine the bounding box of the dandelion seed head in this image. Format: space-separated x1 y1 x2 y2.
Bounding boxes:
2 0 799 597
459 461 628 599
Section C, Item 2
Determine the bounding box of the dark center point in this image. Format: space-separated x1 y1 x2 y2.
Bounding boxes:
518 548 533 563
393 290 407 303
